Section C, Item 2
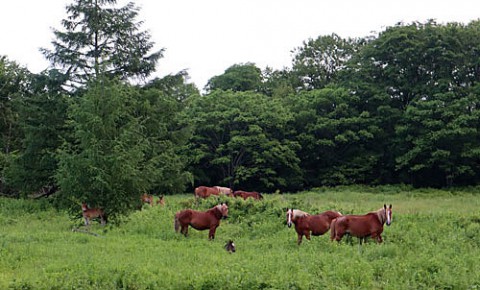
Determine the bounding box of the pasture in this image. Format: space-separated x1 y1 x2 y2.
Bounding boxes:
1 186 479 289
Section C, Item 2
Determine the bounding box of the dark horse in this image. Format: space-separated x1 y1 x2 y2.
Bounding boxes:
174 203 229 240
194 186 221 199
330 204 392 244
233 190 263 200
286 208 342 245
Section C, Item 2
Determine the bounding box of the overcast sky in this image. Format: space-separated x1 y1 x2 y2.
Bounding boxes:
1 0 480 89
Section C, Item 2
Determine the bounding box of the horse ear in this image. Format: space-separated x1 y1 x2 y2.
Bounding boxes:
384 204 387 209
389 204 392 209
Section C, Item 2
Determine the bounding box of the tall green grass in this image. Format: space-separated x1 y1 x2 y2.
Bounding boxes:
1 187 479 289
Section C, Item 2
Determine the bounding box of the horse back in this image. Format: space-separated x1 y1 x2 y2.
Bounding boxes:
177 209 218 230
337 214 383 237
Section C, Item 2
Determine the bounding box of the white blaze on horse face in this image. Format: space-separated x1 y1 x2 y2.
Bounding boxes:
287 209 293 227
386 207 392 226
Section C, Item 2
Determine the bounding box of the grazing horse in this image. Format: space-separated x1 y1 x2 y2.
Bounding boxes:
81 203 106 226
215 186 234 197
224 240 236 253
286 208 342 245
174 203 229 240
194 186 221 199
233 190 263 200
141 193 154 206
330 204 392 244
157 195 165 206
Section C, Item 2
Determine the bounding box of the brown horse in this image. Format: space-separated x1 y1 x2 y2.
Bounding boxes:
141 193 154 206
215 186 233 196
174 203 229 240
194 186 221 199
286 208 342 245
81 203 107 226
224 240 236 253
330 204 392 244
233 190 263 200
157 195 165 206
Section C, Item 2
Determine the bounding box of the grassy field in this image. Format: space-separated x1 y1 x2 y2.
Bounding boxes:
1 186 479 289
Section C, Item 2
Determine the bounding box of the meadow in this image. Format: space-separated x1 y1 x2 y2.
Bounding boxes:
1 186 479 289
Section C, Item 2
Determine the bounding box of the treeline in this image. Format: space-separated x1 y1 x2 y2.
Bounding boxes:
1 0 480 217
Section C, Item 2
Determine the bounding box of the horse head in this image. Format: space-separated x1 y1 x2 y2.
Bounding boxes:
286 208 293 227
216 203 229 219
384 204 393 226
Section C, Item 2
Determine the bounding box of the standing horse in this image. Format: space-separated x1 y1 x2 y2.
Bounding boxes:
286 208 342 245
330 204 392 244
141 193 154 206
215 186 233 196
194 186 221 199
157 195 165 206
233 190 263 200
174 203 229 240
81 203 107 226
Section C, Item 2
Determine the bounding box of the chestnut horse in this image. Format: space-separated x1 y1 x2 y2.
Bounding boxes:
286 208 342 245
233 190 263 200
141 193 154 206
81 203 106 226
174 203 229 240
330 204 392 244
224 240 236 253
194 186 221 199
157 195 165 206
215 186 233 196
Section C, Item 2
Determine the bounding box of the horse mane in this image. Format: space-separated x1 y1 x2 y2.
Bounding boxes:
373 207 387 225
292 209 310 218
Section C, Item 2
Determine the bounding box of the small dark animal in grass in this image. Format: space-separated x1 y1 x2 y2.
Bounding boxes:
81 203 106 226
330 204 393 244
286 208 342 245
174 203 229 240
224 240 236 253
233 190 263 200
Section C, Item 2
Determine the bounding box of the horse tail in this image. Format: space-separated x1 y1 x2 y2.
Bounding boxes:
174 214 180 233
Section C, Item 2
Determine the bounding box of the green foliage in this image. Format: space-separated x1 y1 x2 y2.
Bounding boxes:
54 79 152 220
291 33 365 90
206 63 263 92
184 90 302 191
41 0 163 87
1 188 480 289
6 70 69 194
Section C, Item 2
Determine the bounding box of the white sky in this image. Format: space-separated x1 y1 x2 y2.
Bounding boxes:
1 0 480 89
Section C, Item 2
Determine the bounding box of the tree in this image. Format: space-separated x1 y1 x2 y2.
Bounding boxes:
184 90 302 192
6 70 68 195
41 0 163 88
291 33 364 90
55 77 192 219
0 56 30 195
205 63 263 93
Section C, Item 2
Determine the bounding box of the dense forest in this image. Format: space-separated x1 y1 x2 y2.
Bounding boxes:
1 0 480 218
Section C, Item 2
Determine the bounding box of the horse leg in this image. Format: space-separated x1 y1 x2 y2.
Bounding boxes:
305 232 311 241
376 235 383 243
84 218 89 226
297 233 303 245
181 225 188 237
209 227 217 240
